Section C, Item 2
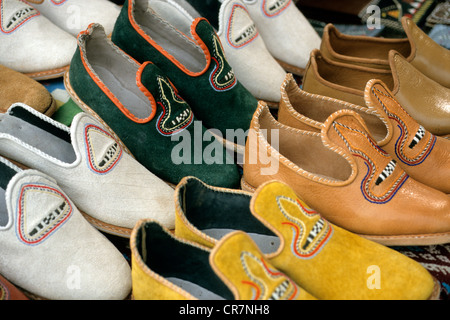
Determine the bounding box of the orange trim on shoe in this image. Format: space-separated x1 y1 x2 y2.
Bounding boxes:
136 61 158 122
127 1 211 77
77 30 157 124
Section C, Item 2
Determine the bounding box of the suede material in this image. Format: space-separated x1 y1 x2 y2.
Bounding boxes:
0 169 131 300
131 220 316 300
242 0 321 74
173 177 438 300
135 221 233 299
68 43 240 188
181 177 273 235
252 181 436 300
0 0 76 77
149 0 287 104
0 65 56 115
25 0 121 36
0 104 178 233
210 231 317 300
111 0 258 136
131 250 196 300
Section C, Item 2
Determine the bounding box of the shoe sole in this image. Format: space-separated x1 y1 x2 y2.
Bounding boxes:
24 65 70 81
240 177 450 247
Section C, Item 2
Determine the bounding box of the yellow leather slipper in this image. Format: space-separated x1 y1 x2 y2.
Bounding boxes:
130 219 316 300
173 176 440 300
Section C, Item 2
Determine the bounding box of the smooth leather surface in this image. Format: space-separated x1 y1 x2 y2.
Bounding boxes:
279 74 450 194
302 49 450 136
243 102 450 245
320 17 450 88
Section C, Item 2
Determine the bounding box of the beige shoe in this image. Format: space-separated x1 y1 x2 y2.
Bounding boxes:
278 74 450 194
0 65 56 116
320 17 450 89
242 102 450 246
25 0 121 36
0 0 76 80
242 0 321 76
302 49 450 136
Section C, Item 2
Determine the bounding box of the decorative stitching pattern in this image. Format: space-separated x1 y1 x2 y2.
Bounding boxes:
251 103 355 184
376 160 397 185
209 34 237 91
226 3 258 49
156 76 193 136
0 0 40 34
371 86 436 166
0 281 9 300
332 121 408 204
276 196 333 259
409 126 425 149
84 123 122 174
240 251 299 300
261 0 292 17
16 183 73 245
50 0 67 5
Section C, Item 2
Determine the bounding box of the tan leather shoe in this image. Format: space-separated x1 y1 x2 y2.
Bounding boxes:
302 49 450 136
279 74 450 194
320 17 450 89
242 102 450 246
0 65 56 116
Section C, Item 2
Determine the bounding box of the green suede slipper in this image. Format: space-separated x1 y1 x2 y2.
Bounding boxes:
65 23 240 189
111 0 258 155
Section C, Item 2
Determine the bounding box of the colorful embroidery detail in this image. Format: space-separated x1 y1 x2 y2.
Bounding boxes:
0 1 39 34
156 76 193 135
226 3 259 48
209 34 237 92
84 124 123 174
277 196 333 259
16 184 73 245
241 251 299 300
371 87 436 166
332 121 408 204
262 0 292 17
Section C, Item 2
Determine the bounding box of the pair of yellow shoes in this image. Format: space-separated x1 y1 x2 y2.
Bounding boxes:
130 177 439 300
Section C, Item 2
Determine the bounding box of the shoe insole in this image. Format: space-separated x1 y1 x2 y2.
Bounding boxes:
166 277 226 300
203 228 280 254
0 114 76 164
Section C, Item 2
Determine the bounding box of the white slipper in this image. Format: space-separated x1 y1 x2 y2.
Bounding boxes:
242 0 321 76
0 156 131 300
0 0 77 80
0 103 176 237
25 0 121 36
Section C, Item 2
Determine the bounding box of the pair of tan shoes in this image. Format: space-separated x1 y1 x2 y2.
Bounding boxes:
241 74 450 247
302 17 450 136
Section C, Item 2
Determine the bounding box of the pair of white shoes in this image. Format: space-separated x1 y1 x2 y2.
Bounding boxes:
0 102 180 300
0 0 120 80
148 0 321 106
